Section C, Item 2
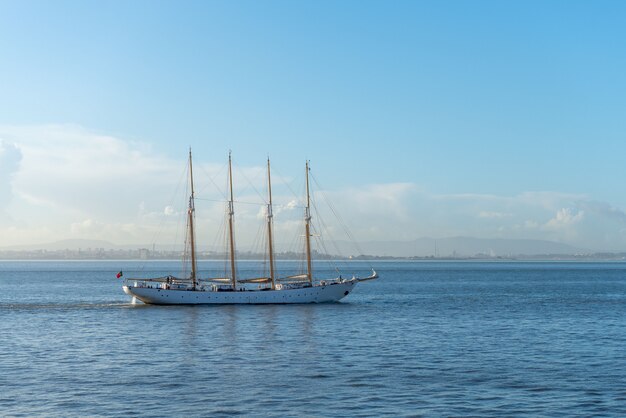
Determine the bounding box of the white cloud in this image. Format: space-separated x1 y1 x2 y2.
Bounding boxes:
0 139 22 217
576 200 626 223
4 124 626 252
0 124 188 245
256 205 268 220
544 208 585 229
273 199 299 215
478 211 513 219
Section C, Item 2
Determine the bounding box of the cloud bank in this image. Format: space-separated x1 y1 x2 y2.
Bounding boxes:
2 124 626 252
0 139 23 217
0 125 183 245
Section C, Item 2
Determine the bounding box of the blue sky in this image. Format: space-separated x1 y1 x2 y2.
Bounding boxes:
2 1 626 252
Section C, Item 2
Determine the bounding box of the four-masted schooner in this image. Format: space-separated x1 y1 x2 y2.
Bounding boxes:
122 151 378 304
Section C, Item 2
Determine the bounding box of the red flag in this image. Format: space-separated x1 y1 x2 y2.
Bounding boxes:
116 271 123 278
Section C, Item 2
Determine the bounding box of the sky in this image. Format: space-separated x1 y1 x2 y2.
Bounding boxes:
2 0 626 252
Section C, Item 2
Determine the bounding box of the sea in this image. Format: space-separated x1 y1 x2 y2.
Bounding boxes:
1 260 625 417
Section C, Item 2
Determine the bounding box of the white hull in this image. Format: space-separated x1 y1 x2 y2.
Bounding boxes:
123 280 358 305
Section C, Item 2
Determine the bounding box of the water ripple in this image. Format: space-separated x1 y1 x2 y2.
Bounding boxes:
1 260 626 416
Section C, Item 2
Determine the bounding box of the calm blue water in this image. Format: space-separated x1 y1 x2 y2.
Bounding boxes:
1 260 625 417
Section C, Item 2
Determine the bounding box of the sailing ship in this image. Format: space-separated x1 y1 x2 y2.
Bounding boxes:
122 151 378 304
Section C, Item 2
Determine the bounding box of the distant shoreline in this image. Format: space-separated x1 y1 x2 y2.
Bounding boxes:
1 254 625 262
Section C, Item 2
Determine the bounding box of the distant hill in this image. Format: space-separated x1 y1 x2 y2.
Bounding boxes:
1 236 590 257
326 237 589 257
0 239 119 251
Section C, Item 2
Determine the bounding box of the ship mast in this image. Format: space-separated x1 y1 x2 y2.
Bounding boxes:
228 152 237 289
266 158 276 289
188 149 198 290
304 160 313 285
